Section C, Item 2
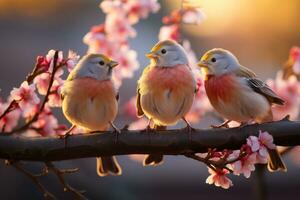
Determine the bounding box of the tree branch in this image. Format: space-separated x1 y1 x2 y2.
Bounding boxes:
8 161 57 200
45 162 87 200
0 119 299 161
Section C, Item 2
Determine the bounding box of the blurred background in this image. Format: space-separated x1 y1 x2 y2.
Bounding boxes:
0 0 300 199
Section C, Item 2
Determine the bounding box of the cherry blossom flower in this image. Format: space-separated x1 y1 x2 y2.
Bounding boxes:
10 81 40 118
33 69 64 107
159 24 180 41
47 80 63 107
247 131 276 164
105 12 137 42
32 106 60 136
0 102 21 132
46 50 63 72
100 0 123 14
126 0 160 24
114 46 139 79
289 46 300 74
267 72 300 120
182 8 206 25
206 168 233 189
229 150 256 178
66 50 80 72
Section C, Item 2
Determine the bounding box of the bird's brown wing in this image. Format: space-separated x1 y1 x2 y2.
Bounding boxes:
235 65 256 78
136 88 144 117
247 78 285 105
136 65 152 117
235 65 284 105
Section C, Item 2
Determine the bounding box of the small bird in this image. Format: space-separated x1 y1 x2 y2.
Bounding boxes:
198 48 286 172
61 54 122 176
137 40 197 166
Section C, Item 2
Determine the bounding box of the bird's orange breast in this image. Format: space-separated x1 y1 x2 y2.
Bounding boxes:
204 74 237 104
146 65 195 93
62 77 118 131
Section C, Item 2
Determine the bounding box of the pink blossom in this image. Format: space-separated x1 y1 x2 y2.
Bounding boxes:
158 24 180 41
66 50 80 72
114 46 139 79
229 150 256 178
206 168 233 189
10 81 40 118
246 131 276 164
47 80 63 107
258 130 276 150
0 102 21 132
267 72 300 120
289 46 300 74
182 8 206 25
126 0 160 24
46 50 63 71
105 12 136 42
33 69 64 107
32 107 60 136
34 73 51 95
100 0 123 14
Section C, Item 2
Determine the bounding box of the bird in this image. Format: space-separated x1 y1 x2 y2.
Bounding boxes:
61 53 122 176
197 48 286 172
137 40 197 166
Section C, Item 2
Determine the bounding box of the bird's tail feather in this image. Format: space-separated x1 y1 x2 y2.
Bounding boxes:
143 125 166 166
96 156 122 176
267 149 287 172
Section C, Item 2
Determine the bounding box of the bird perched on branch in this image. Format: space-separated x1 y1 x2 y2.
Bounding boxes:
61 54 122 176
198 48 286 172
137 40 197 166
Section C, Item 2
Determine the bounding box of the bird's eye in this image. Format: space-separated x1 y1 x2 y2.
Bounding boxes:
99 61 105 66
211 57 216 62
161 49 167 54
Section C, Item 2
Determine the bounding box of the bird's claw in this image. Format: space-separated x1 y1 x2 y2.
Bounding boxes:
59 132 73 148
211 120 231 129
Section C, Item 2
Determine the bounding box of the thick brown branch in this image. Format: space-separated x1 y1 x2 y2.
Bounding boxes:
0 119 300 161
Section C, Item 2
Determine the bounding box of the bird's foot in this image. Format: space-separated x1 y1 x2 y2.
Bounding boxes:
142 125 153 133
182 118 196 144
59 125 76 148
110 122 121 145
211 120 231 129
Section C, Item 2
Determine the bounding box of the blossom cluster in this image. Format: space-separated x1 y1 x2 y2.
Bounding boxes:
83 0 160 88
205 131 276 189
0 50 79 136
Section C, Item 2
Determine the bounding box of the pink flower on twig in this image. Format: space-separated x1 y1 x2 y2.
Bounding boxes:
229 149 256 178
0 102 21 132
206 168 233 189
10 81 40 118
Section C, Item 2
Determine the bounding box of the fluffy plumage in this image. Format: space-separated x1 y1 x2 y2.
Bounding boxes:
62 54 122 176
137 40 196 166
198 48 286 171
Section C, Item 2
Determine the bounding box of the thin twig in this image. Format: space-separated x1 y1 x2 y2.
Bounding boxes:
45 162 87 200
12 51 59 133
0 100 17 121
9 161 56 200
